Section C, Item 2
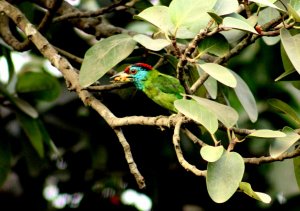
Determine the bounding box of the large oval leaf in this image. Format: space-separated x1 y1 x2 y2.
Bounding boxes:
169 0 217 33
206 151 245 203
188 95 239 128
223 17 259 34
135 6 173 35
79 34 136 87
280 28 300 74
199 63 237 88
174 99 218 134
269 127 300 158
213 0 239 16
231 71 258 123
248 129 286 138
135 6 195 38
133 34 170 51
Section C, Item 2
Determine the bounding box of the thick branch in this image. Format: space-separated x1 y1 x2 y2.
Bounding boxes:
0 0 144 188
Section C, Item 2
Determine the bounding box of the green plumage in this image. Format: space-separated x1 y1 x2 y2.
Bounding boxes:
112 63 185 113
140 69 184 112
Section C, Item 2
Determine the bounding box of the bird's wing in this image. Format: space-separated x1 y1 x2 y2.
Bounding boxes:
151 73 185 97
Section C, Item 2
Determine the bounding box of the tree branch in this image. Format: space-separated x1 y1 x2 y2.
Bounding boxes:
114 128 145 189
172 118 206 176
32 0 129 38
53 0 128 22
244 146 300 164
0 0 145 188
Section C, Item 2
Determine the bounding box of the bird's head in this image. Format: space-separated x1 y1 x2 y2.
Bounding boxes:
111 63 153 89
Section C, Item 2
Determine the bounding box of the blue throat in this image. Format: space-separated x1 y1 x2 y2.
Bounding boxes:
133 70 148 90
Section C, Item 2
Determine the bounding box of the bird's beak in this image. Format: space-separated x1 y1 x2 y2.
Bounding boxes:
110 71 133 82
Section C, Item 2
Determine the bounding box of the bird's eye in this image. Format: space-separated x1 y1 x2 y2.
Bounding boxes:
130 69 137 74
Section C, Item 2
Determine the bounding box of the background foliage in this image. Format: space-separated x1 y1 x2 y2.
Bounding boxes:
0 0 300 210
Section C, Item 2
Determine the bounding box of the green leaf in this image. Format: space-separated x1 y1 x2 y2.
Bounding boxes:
281 39 296 74
239 182 272 203
248 129 286 138
134 5 195 38
250 0 283 11
17 112 44 158
276 44 296 81
13 97 39 118
207 12 223 25
223 17 259 34
135 6 173 34
280 28 300 74
206 151 245 203
205 77 218 99
2 47 15 86
293 156 300 189
200 145 224 162
174 99 218 134
16 72 60 101
198 34 230 57
288 0 300 22
133 34 170 51
199 63 237 88
188 95 239 128
220 14 257 44
197 66 218 99
169 0 217 33
269 127 300 158
268 98 300 126
0 139 11 187
0 85 38 118
231 71 258 123
213 0 239 16
79 34 136 87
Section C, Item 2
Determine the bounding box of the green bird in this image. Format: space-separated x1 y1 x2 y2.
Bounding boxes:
112 63 185 113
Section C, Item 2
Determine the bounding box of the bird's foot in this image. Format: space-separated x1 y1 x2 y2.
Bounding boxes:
168 114 179 128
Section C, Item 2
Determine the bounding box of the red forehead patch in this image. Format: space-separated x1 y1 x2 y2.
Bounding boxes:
134 63 153 70
124 63 153 73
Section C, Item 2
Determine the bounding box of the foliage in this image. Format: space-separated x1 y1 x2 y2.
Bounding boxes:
1 0 300 210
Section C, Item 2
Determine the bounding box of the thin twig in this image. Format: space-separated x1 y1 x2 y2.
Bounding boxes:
53 0 127 22
183 128 206 147
114 128 145 188
244 146 300 164
172 119 206 176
